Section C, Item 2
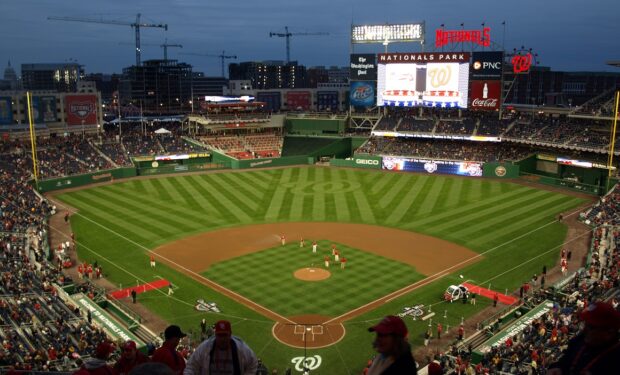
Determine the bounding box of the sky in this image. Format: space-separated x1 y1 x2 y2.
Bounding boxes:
1 0 618 77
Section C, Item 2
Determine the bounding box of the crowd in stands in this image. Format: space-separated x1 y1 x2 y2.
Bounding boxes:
199 131 283 159
357 137 532 162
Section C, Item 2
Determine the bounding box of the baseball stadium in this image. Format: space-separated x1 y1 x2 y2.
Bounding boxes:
1 16 620 375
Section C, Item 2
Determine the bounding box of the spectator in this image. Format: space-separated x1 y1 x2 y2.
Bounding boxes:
366 315 417 374
72 341 115 375
113 340 149 375
548 302 620 375
152 325 187 375
184 320 258 375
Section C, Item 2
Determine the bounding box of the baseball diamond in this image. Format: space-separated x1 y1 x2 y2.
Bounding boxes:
53 166 588 373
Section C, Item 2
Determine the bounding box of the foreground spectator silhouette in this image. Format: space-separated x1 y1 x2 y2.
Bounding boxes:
367 315 417 374
72 342 115 375
113 340 150 375
184 320 258 375
152 325 187 375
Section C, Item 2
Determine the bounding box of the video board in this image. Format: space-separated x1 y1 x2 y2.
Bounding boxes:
377 52 470 109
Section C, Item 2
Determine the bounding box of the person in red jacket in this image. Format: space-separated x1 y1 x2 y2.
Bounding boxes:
152 325 186 375
72 341 115 375
113 340 149 375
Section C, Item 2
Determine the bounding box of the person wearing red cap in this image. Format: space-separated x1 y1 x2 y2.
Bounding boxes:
113 340 149 375
548 302 620 375
184 320 258 375
72 341 115 375
366 315 417 374
152 325 187 375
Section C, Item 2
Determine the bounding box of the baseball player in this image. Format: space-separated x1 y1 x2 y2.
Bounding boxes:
312 241 317 253
340 257 346 269
300 237 305 248
334 250 340 262
331 244 336 255
280 234 286 246
150 255 156 268
324 255 330 268
168 283 174 296
561 258 568 275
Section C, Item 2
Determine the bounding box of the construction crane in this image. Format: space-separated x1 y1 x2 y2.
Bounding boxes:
118 40 182 61
269 26 329 64
179 51 237 77
48 13 167 66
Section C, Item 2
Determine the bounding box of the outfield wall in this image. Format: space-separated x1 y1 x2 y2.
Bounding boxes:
285 118 346 135
37 167 137 193
330 155 382 169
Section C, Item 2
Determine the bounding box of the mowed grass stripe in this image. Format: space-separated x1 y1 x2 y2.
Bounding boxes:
194 175 253 223
186 175 241 222
378 174 413 209
385 176 430 224
105 183 224 226
245 170 273 190
207 174 258 212
403 186 532 228
312 167 326 221
345 169 376 224
467 179 484 202
174 177 222 215
333 190 351 221
165 178 207 214
62 191 169 240
425 189 550 233
227 172 268 201
148 178 174 202
264 168 293 221
449 193 569 237
288 167 308 221
82 188 203 233
370 172 397 195
472 198 581 246
157 178 197 207
417 176 447 216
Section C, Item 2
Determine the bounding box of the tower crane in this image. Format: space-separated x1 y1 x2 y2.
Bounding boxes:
118 40 182 61
269 26 329 64
179 51 237 77
48 13 167 66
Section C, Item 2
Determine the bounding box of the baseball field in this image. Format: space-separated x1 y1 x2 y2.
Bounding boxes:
55 166 586 373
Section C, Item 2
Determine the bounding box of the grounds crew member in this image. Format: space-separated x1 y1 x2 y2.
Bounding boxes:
366 315 417 374
184 319 258 375
152 325 187 374
547 302 620 375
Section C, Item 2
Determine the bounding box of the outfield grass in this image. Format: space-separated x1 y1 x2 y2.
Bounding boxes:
204 240 424 316
57 167 586 373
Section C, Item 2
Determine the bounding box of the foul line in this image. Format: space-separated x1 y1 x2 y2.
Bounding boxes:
46 196 295 325
324 205 587 325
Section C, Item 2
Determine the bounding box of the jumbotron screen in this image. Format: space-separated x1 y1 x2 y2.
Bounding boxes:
377 52 470 109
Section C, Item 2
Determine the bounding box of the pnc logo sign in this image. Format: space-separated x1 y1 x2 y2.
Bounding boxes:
355 159 379 165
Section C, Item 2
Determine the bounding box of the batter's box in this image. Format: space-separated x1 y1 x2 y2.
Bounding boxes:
293 325 324 342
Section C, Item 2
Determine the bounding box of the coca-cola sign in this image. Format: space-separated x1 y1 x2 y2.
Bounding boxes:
470 81 500 111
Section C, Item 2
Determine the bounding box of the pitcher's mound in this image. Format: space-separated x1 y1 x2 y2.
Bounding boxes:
294 267 331 281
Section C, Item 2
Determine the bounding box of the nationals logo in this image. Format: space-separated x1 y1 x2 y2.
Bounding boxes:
511 53 532 74
70 102 95 118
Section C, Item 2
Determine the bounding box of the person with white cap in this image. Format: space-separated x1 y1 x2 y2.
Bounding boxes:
184 320 258 375
366 315 417 374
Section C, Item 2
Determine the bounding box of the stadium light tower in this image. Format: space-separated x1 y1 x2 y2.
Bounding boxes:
269 26 329 64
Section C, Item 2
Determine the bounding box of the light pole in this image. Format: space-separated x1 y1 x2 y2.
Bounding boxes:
81 120 85 139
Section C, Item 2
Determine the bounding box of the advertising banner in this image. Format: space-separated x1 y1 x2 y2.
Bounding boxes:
350 54 377 80
382 156 483 177
286 91 311 110
0 97 12 125
65 94 97 126
317 91 339 111
471 51 504 80
349 81 376 107
352 24 425 44
23 95 43 123
256 92 281 112
40 96 57 122
470 80 501 110
377 53 470 108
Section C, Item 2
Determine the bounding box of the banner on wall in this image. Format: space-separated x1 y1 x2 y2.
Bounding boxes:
470 80 501 110
286 91 311 110
382 156 483 177
349 81 376 107
0 97 12 125
65 95 97 126
40 96 57 122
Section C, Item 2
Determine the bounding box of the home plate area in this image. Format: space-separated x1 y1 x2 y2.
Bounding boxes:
272 314 345 349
